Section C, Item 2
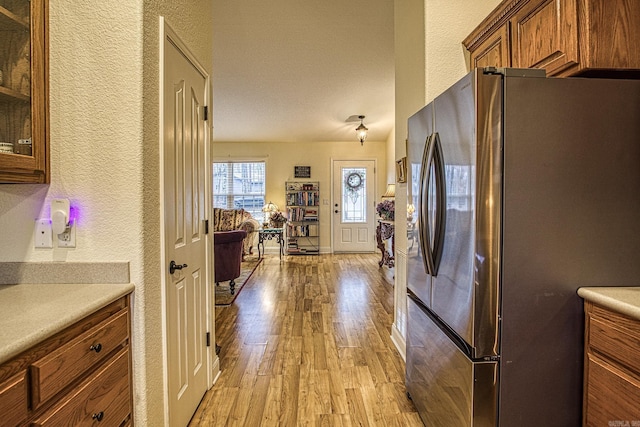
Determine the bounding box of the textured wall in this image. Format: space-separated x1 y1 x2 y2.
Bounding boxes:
0 0 213 425
425 0 501 102
0 2 143 262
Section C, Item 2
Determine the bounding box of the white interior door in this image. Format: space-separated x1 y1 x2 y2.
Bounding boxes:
332 160 376 252
162 23 209 427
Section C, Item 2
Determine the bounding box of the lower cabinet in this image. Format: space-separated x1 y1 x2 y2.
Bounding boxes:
0 295 132 426
0 371 28 426
583 301 640 426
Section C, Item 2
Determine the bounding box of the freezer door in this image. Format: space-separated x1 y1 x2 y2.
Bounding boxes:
406 296 497 427
430 70 502 358
407 103 434 308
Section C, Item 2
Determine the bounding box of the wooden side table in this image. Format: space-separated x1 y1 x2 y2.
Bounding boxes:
257 228 284 259
376 220 394 268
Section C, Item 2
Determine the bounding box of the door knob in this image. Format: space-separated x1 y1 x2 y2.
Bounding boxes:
169 260 188 274
334 210 339 214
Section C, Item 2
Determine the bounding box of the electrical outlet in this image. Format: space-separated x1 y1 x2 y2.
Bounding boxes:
57 219 76 248
34 219 53 248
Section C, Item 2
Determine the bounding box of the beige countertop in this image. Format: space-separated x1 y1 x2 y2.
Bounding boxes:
578 287 640 320
0 282 134 365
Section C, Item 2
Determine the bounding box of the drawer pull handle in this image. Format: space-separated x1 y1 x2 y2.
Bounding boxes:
90 343 103 353
92 411 104 421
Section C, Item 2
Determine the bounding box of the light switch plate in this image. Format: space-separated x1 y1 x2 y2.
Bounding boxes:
35 219 53 248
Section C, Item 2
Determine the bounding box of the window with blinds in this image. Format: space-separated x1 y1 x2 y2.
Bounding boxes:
213 161 266 221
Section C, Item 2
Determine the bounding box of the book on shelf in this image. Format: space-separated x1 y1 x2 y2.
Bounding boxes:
287 224 320 237
286 181 319 255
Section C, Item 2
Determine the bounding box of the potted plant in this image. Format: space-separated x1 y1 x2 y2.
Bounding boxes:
376 200 395 221
269 211 287 228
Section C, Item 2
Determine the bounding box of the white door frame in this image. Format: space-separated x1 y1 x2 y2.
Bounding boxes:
330 158 378 253
159 17 217 425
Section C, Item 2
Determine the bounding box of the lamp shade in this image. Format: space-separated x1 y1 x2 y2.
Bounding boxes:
262 201 278 213
381 184 395 198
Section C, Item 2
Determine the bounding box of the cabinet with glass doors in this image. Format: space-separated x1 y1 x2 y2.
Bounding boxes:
0 0 48 183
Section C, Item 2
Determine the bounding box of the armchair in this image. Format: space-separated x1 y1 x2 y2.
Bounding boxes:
214 229 247 294
212 208 261 256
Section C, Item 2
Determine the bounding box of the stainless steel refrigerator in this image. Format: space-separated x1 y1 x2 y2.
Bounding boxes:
405 67 640 426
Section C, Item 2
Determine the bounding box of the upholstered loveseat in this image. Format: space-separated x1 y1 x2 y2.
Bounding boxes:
212 208 261 256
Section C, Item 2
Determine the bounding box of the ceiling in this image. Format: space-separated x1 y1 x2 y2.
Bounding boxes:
211 0 395 143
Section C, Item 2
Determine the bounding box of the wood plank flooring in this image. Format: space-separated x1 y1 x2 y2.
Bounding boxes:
189 253 423 426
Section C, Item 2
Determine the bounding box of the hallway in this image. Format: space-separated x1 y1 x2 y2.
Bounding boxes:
189 254 422 426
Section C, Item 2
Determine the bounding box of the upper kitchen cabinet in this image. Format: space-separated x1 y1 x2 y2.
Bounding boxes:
464 0 640 77
469 24 511 70
0 0 48 183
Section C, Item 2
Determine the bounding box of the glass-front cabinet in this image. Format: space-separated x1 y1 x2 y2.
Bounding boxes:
0 0 48 183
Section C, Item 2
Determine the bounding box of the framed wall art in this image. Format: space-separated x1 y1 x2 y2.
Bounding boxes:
294 165 311 178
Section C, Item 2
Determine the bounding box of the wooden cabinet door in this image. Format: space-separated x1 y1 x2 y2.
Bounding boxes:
0 0 48 183
470 25 511 69
581 0 640 71
0 371 28 426
583 302 640 425
510 0 579 75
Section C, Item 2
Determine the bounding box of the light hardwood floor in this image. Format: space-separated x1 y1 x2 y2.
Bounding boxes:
189 253 423 426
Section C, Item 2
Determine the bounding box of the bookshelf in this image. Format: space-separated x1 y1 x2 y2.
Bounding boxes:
285 181 319 255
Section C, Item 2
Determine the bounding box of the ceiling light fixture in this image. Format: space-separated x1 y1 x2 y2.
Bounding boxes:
355 115 368 145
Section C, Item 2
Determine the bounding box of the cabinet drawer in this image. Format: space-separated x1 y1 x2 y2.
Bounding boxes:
32 347 131 427
585 353 640 425
0 371 28 427
588 304 640 374
30 308 129 409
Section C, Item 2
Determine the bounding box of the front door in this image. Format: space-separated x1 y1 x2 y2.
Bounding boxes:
332 160 376 252
162 22 209 426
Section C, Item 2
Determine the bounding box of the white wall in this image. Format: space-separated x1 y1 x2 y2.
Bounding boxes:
0 1 213 425
391 0 501 355
393 0 426 355
425 0 502 102
213 140 388 253
385 126 396 185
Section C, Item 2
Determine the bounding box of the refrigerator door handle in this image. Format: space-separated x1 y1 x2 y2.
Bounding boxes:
430 132 447 275
420 132 447 276
419 134 435 275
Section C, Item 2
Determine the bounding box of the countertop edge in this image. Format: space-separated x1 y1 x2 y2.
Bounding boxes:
0 283 135 365
578 287 640 321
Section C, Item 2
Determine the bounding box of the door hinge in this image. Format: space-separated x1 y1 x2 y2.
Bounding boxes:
204 219 209 234
206 332 211 347
204 106 209 121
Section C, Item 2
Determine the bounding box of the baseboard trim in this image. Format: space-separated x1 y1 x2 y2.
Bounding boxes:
391 323 406 362
211 356 221 386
